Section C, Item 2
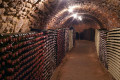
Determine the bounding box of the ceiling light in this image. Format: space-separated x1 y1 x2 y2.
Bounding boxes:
68 6 74 13
72 13 77 18
68 8 73 13
78 16 82 21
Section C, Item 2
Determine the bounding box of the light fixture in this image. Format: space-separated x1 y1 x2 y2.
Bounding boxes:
72 13 78 18
68 6 74 13
68 8 73 13
78 16 82 21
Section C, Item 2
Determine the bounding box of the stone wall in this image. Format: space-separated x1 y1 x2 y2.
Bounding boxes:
0 0 57 33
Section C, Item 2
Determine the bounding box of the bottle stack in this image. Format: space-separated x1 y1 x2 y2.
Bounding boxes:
69 29 74 51
0 34 13 80
0 28 75 80
0 32 47 80
107 28 120 80
43 30 57 80
64 28 69 53
28 31 47 80
73 28 76 46
99 30 108 68
56 29 65 66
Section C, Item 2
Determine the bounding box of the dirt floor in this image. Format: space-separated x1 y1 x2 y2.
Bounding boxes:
50 40 113 80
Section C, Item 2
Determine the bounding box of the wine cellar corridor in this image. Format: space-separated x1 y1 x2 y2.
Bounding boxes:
0 0 120 80
51 40 112 80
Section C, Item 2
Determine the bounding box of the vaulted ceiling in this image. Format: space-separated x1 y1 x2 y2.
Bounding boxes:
0 0 120 33
46 0 120 30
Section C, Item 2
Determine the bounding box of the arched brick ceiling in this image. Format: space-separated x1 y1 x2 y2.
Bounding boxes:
47 13 103 29
0 0 120 33
46 0 120 30
61 16 100 32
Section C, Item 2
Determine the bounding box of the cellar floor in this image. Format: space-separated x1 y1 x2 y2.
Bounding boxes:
50 40 113 80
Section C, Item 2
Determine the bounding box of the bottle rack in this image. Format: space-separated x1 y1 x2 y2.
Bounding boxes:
99 30 108 68
73 28 76 46
107 28 120 80
0 28 74 80
69 29 74 51
43 29 57 80
0 32 47 80
64 28 69 53
56 29 65 66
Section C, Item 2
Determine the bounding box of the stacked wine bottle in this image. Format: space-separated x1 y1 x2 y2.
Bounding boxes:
0 32 47 80
99 30 108 69
64 28 69 53
73 28 76 46
56 29 65 66
69 29 74 51
43 29 57 80
107 28 120 80
0 28 74 80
